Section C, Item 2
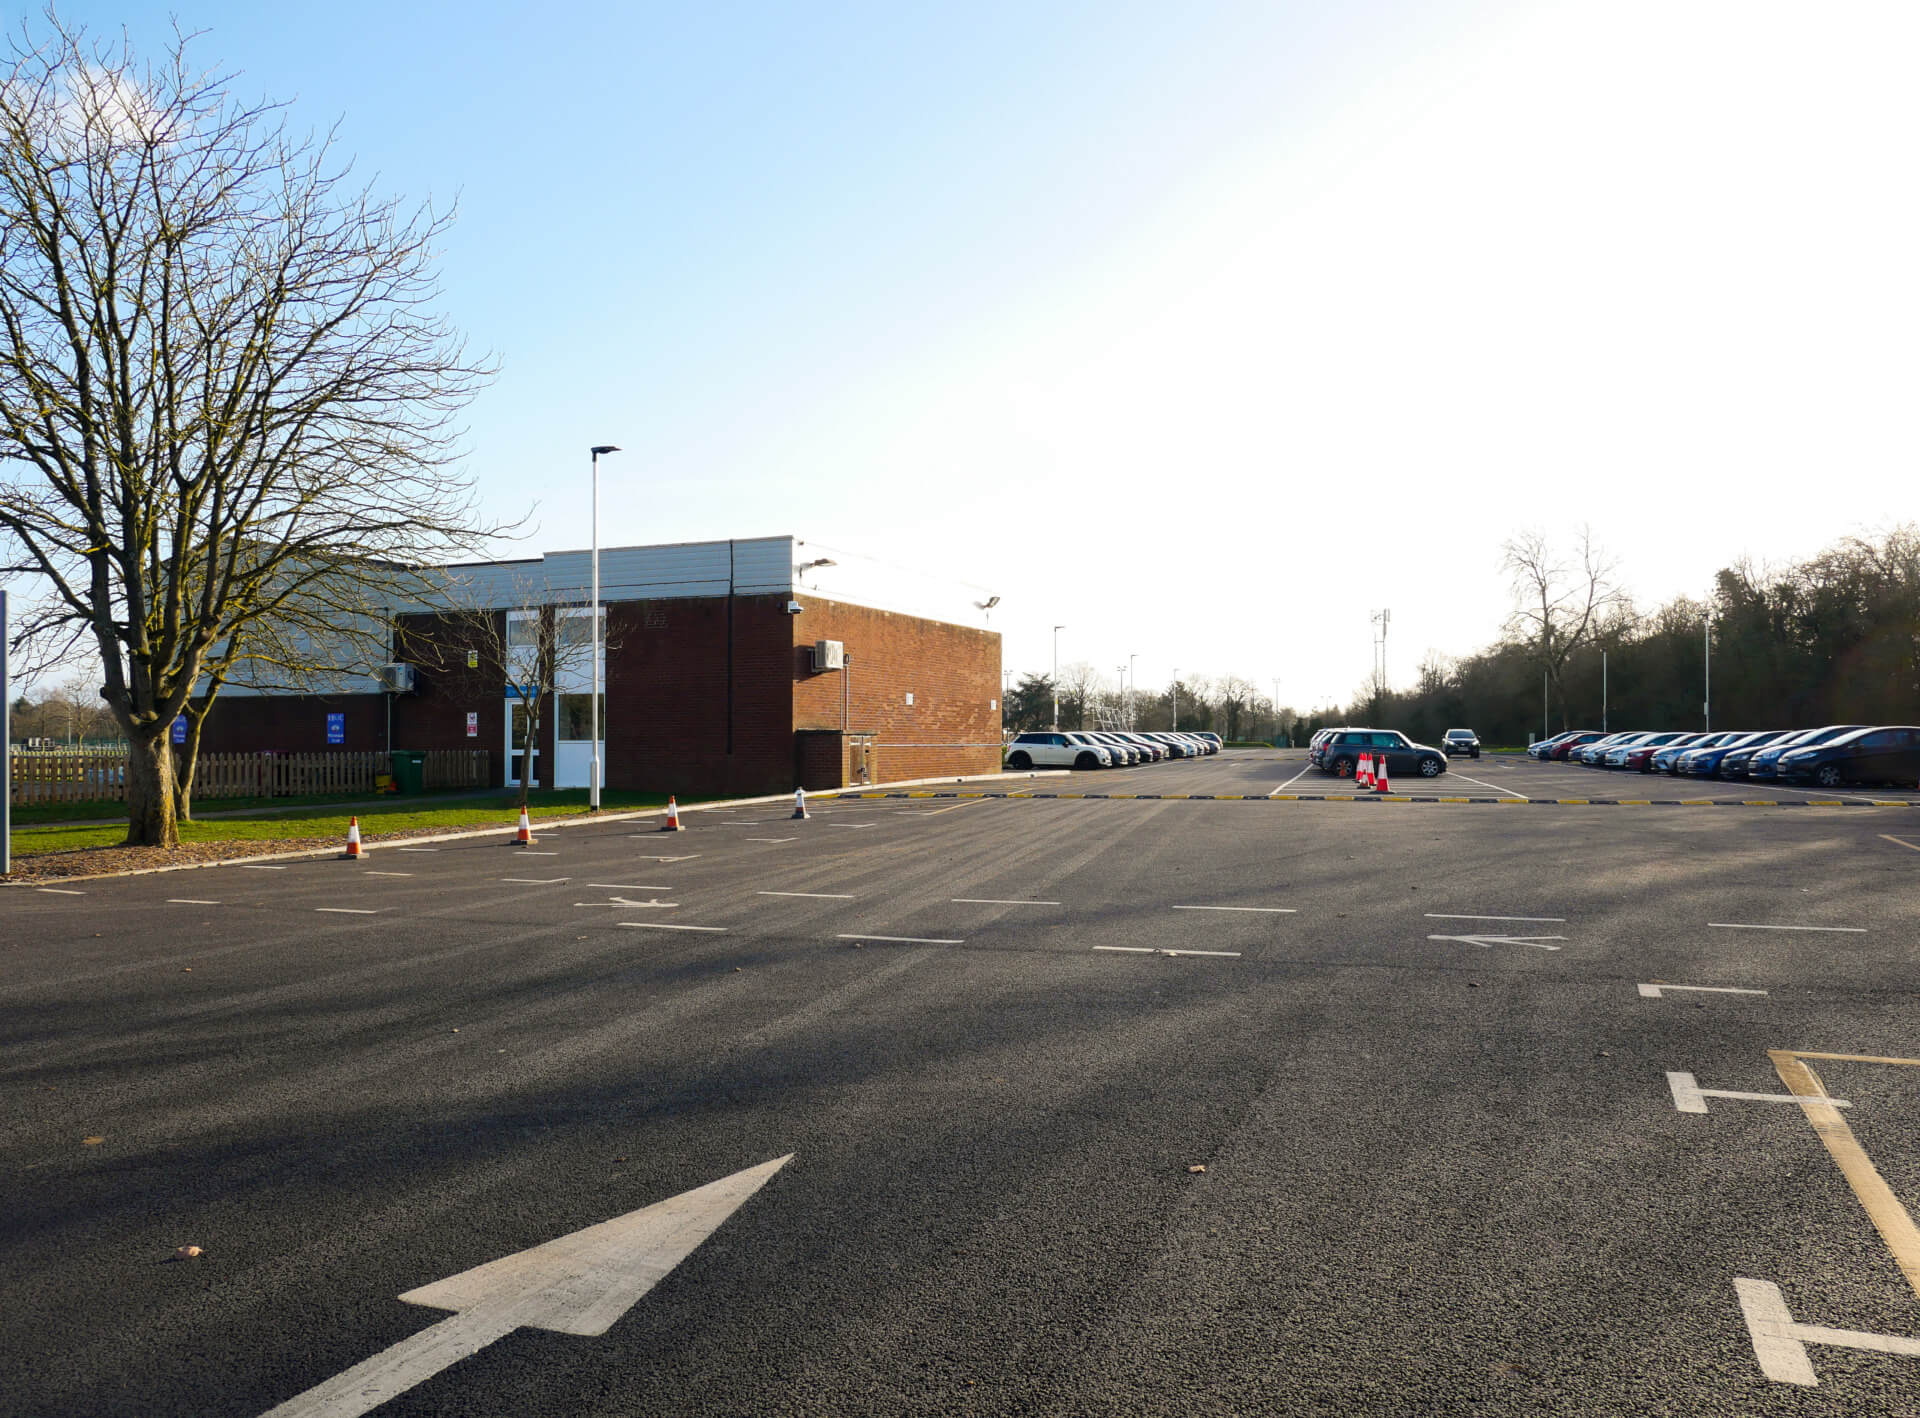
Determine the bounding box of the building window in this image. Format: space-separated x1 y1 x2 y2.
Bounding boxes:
556 693 606 741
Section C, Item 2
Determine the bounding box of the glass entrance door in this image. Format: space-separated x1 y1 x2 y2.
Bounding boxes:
507 697 541 788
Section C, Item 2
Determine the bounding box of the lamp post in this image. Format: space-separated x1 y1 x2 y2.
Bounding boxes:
1128 652 1138 729
1704 612 1712 732
588 445 620 810
1273 677 1282 745
1170 667 1180 733
1051 625 1064 728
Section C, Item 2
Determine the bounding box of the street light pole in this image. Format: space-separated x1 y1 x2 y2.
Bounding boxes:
588 445 620 810
1051 625 1064 728
1128 652 1138 729
1704 612 1712 732
1171 667 1180 733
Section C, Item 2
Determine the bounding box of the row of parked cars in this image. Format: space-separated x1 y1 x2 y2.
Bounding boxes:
1305 727 1454 778
1003 729 1224 770
1527 725 1920 788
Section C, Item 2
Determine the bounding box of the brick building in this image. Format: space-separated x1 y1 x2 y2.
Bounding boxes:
197 536 1003 795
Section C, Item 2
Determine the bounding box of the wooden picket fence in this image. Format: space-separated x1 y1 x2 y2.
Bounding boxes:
7 748 490 805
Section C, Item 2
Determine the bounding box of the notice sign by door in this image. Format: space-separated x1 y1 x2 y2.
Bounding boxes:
326 712 345 745
465 711 478 738
171 715 187 745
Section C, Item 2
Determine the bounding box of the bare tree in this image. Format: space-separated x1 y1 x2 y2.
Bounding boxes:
402 580 613 813
0 18 511 845
1056 661 1101 731
1501 528 1624 732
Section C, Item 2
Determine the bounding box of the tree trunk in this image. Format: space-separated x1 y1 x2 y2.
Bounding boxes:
125 730 179 847
173 712 204 822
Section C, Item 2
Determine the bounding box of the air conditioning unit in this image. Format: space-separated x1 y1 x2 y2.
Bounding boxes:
378 662 417 694
811 639 845 672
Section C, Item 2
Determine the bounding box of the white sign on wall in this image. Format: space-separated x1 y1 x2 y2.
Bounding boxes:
465 711 479 738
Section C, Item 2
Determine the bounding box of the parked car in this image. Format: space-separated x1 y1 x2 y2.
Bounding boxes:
1085 731 1139 765
1574 732 1645 766
1315 728 1449 779
1602 731 1690 768
1777 726 1920 789
1745 725 1866 782
1116 732 1165 761
1548 732 1608 760
1004 731 1111 771
1527 730 1584 760
1143 732 1197 758
1310 728 1357 768
1623 732 1706 772
1193 732 1224 754
1442 729 1480 758
1676 730 1792 778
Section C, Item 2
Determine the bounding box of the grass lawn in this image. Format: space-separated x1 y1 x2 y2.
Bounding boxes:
10 788 690 857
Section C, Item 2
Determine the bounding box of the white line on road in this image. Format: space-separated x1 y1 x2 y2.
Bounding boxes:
629 853 700 861
240 864 286 870
1268 764 1315 796
586 884 674 890
500 878 568 885
1444 771 1529 800
1425 913 1566 922
745 837 796 843
1734 1276 1920 1387
828 823 876 830
1880 834 1920 853
1092 946 1154 953
951 898 1061 906
1427 933 1565 950
758 890 855 899
1093 945 1239 958
36 887 85 895
396 847 440 853
517 851 560 856
1171 905 1296 914
1163 949 1242 958
576 898 676 909
1638 983 1770 999
317 908 379 915
364 872 414 878
618 922 727 932
1667 1071 1851 1113
167 898 220 905
1708 922 1866 933
835 933 962 944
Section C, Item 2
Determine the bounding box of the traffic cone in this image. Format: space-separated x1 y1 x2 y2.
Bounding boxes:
1355 752 1373 789
660 795 685 832
792 787 809 820
1375 754 1391 793
343 816 365 859
514 807 534 846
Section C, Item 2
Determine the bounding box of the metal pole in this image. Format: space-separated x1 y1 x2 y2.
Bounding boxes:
1171 668 1179 733
1051 625 1063 728
2 587 9 877
1602 650 1607 733
1704 613 1711 732
1543 669 1549 743
590 449 601 810
1128 653 1137 729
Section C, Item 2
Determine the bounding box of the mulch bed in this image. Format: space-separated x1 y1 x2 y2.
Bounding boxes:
0 820 546 884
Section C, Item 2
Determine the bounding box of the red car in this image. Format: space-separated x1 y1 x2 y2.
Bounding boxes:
1548 732 1606 761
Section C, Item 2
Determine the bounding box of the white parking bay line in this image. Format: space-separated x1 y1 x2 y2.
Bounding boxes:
1093 945 1240 958
240 864 286 870
1164 949 1241 958
1268 764 1316 796
829 823 877 830
618 922 727 932
1879 834 1920 853
1425 913 1566 923
517 851 560 856
1444 771 1529 800
1708 922 1867 933
1171 905 1296 914
317 908 379 915
37 887 86 895
396 847 440 853
759 891 856 899
364 871 414 877
836 933 963 945
501 878 569 885
1638 983 1770 999
587 883 675 891
168 899 220 905
1093 946 1154 953
746 838 797 843
952 898 1062 906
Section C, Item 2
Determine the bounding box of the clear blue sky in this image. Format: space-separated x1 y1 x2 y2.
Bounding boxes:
47 1 1920 709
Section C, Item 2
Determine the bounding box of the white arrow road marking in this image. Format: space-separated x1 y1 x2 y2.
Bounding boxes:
1637 983 1769 999
1665 1071 1851 1114
1734 1277 1920 1386
1426 933 1564 951
574 898 677 909
258 1155 792 1418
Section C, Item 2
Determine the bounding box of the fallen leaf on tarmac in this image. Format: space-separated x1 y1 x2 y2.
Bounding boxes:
1467 982 1480 988
81 1136 104 1145
174 1245 202 1260
181 967 192 972
1187 1164 1207 1174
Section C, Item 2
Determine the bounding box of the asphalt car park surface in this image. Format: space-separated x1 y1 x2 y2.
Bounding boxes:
6 749 1920 1415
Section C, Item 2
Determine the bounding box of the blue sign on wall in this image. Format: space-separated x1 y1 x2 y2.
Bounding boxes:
171 715 187 745
326 712 345 745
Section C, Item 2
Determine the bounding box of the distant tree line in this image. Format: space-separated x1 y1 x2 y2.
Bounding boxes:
1004 666 1303 744
1333 527 1920 746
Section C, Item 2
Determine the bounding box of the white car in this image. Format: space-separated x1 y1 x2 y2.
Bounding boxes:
1004 731 1112 770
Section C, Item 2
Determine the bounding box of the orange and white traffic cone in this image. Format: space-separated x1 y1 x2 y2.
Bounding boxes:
514 807 534 846
1355 752 1373 789
660 795 685 832
792 787 809 820
1375 755 1391 793
343 816 365 859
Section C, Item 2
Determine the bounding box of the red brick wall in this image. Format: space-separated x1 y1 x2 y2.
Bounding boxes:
603 594 794 796
196 692 389 753
790 598 1001 784
394 611 511 787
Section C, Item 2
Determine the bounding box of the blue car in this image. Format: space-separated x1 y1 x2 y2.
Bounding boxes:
1677 730 1793 778
1651 732 1738 774
1746 725 1866 781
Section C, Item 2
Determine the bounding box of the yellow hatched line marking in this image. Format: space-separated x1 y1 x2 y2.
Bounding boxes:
1769 1049 1920 1301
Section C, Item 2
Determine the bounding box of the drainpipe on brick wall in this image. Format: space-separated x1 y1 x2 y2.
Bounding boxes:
726 540 735 756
